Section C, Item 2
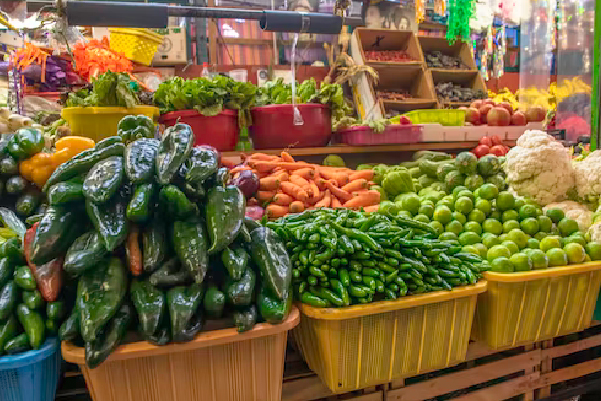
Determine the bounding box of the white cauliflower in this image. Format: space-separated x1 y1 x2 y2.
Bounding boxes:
588 222 601 243
505 130 575 206
573 150 601 203
543 201 593 231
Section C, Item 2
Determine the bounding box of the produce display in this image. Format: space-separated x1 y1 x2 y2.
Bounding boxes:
364 50 416 63
463 99 544 127
425 51 470 70
267 208 487 307
435 82 486 104
470 135 510 158
66 71 140 109
376 90 412 101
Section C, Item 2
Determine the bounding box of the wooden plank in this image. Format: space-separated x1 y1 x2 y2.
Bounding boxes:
464 341 497 361
523 343 538 401
541 333 601 359
350 392 384 401
387 350 541 401
282 375 333 401
448 372 540 401
539 357 601 387
207 0 218 65
538 340 554 398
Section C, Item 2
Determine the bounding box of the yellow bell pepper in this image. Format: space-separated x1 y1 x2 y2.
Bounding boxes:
55 136 95 154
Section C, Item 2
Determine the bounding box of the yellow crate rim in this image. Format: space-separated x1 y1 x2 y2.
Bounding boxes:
299 281 487 320
62 106 159 116
483 261 601 282
109 28 164 45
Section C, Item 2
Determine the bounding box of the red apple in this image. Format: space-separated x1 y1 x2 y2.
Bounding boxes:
484 99 496 106
465 107 481 125
511 111 527 126
499 102 514 115
470 100 483 109
479 104 493 124
398 115 412 125
487 107 511 126
525 106 546 122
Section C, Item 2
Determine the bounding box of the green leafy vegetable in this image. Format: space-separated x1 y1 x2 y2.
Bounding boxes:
66 71 139 108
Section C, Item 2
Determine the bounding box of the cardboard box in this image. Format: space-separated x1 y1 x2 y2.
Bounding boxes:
152 27 187 65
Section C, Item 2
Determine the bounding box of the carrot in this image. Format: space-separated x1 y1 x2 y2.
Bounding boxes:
273 171 289 182
292 167 315 180
273 192 293 206
260 176 280 191
363 205 380 213
290 174 310 188
308 181 320 199
349 169 375 181
342 179 370 193
256 190 276 202
281 182 309 202
331 196 342 208
266 204 289 219
314 190 331 208
320 169 350 186
281 151 295 163
289 201 305 213
343 190 381 208
230 166 251 175
322 179 352 202
248 153 278 161
251 161 316 172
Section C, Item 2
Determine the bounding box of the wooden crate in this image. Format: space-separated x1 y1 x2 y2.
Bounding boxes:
430 69 487 108
418 36 478 71
354 28 425 66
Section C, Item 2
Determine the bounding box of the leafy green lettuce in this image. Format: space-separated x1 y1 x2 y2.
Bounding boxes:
66 71 138 108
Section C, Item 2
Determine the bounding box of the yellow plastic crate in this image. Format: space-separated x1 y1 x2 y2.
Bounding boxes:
109 28 163 66
473 262 601 350
403 109 466 126
293 282 486 393
62 106 159 142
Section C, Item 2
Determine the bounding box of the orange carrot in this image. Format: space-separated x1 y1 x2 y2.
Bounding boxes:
322 179 352 202
273 171 289 182
251 161 316 172
290 174 310 188
260 176 280 191
266 204 289 219
363 205 380 213
342 179 370 193
281 182 309 202
289 201 305 213
281 151 295 163
256 190 277 202
273 193 293 206
343 190 381 208
292 167 315 180
349 169 375 181
331 196 342 208
230 166 251 175
249 153 278 161
314 190 331 208
308 181 320 199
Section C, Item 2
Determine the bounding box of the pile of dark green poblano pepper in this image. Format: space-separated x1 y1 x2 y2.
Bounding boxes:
266 208 488 307
0 124 294 368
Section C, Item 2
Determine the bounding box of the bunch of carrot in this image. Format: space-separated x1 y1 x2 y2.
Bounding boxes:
232 152 381 219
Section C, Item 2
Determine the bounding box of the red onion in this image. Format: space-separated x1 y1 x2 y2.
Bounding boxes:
231 170 259 199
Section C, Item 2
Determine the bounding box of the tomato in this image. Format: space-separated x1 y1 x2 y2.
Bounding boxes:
490 145 506 156
491 135 503 146
479 136 493 147
503 145 510 153
472 145 490 158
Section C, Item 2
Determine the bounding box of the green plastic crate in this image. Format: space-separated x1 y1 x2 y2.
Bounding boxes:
404 109 466 126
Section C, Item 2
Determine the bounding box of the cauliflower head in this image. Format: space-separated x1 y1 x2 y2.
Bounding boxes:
505 130 575 206
543 201 593 231
573 150 601 202
588 222 601 243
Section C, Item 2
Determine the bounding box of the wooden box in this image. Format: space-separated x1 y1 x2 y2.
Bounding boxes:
354 28 425 66
430 69 487 108
418 36 477 71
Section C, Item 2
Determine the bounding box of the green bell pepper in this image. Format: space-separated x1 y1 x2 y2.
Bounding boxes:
155 123 193 185
166 283 204 343
6 128 44 160
117 114 155 143
85 302 132 369
206 185 245 254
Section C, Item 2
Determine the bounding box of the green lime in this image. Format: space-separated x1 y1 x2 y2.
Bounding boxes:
469 209 486 223
490 257 514 272
499 233 508 242
433 205 452 224
398 210 413 219
546 208 565 224
475 198 492 215
457 189 474 201
454 196 474 214
518 204 538 220
479 183 499 200
452 185 468 199
558 218 580 237
445 220 464 236
462 245 481 255
534 232 548 241
546 248 568 267
564 233 586 247
414 214 430 224
535 207 543 217
507 229 528 249
473 243 488 258
523 248 535 257
586 254 592 262
489 210 501 220
439 232 458 241
483 219 503 235
401 194 421 215
465 174 485 191
527 238 540 249
464 221 483 235
540 236 562 252
451 211 467 224
418 204 434 218
514 198 526 210
537 215 553 233
502 240 519 255
529 249 548 269
502 210 519 222
511 253 532 272
473 188 483 199
497 191 515 211
586 242 601 261
459 231 481 246
520 218 540 236
482 233 501 249
487 244 511 262
503 220 521 233
564 243 586 264
421 199 435 207
429 221 444 236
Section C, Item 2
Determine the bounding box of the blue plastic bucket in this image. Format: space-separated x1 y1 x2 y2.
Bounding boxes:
0 338 61 401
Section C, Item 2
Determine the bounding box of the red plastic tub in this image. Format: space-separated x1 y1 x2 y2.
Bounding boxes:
159 109 239 152
249 104 332 149
334 124 423 146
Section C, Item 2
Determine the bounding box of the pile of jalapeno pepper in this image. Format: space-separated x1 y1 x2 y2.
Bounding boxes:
0 122 293 368
267 208 488 307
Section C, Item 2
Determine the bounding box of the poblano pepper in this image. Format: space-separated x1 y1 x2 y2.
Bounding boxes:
85 302 132 369
204 284 225 319
125 138 159 183
59 304 80 342
257 281 292 324
0 281 17 320
223 268 255 306
127 183 155 223
6 128 44 160
149 258 190 288
182 145 219 184
130 279 165 339
83 156 124 204
166 283 204 343
172 218 208 284
0 315 18 352
155 123 193 185
159 185 198 218
64 231 108 277
233 305 257 332
142 218 167 273
0 258 12 288
77 258 127 342
250 227 292 300
30 205 84 265
86 190 129 252
48 176 84 205
206 185 245 254
117 114 155 143
221 245 249 280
